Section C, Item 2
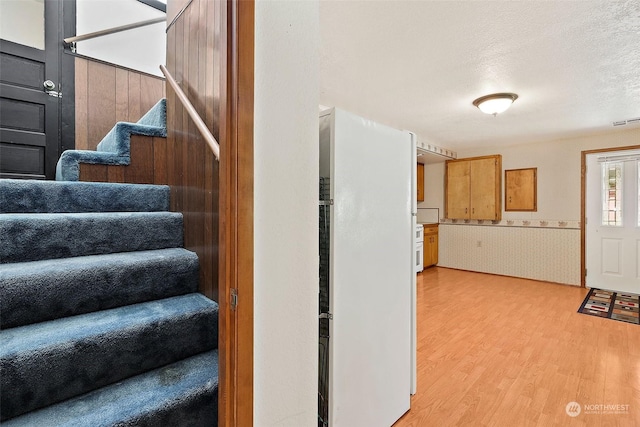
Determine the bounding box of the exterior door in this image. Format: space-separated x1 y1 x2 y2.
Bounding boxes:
0 0 61 179
586 151 640 294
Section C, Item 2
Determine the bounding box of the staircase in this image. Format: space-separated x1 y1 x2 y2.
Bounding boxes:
56 98 167 182
0 179 219 426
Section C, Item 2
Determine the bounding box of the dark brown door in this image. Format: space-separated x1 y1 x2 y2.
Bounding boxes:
0 0 61 180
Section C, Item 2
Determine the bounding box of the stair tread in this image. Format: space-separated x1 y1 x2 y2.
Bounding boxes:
0 248 200 329
0 211 180 219
3 349 218 427
1 294 218 420
0 179 170 213
0 247 196 275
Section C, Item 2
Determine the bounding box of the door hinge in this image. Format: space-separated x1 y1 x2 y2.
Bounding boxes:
319 312 333 320
230 288 238 310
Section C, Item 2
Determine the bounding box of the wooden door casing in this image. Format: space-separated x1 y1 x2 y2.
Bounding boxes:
580 145 640 288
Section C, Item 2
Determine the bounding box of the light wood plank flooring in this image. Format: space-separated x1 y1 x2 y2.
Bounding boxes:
394 267 639 427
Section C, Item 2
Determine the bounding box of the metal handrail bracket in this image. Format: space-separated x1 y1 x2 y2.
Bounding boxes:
64 17 166 45
160 65 220 160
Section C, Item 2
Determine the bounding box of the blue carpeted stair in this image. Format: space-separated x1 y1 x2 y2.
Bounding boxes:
0 179 218 426
55 99 167 181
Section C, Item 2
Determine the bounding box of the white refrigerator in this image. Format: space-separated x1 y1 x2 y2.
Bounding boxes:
319 108 415 426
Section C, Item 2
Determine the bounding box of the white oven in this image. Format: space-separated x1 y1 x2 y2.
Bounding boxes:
415 224 424 272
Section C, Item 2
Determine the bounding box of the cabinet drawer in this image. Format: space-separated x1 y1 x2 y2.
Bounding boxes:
423 225 438 235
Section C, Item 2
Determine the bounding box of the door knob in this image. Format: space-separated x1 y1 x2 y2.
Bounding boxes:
43 80 61 98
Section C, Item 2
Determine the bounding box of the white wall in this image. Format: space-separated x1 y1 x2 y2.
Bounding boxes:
254 1 319 426
76 0 165 76
433 126 640 285
458 127 640 221
0 0 44 49
417 161 445 223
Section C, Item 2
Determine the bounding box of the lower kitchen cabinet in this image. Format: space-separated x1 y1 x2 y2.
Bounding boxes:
423 224 438 268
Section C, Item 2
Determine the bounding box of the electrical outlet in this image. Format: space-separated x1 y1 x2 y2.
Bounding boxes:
476 241 482 248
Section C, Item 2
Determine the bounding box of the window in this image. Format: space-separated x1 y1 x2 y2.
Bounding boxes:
602 162 622 226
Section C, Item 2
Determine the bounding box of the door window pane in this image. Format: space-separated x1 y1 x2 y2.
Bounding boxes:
0 0 45 50
602 162 622 226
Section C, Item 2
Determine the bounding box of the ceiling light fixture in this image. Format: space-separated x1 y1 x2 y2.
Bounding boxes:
472 93 518 116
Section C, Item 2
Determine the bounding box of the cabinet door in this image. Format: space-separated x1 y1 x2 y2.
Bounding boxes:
417 163 424 202
430 233 438 266
423 233 438 267
470 157 499 220
505 168 536 211
423 236 429 267
446 160 470 219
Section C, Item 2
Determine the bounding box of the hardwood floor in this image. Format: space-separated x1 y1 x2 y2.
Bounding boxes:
394 267 639 427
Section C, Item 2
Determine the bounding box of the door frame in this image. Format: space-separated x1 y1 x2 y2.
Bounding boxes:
0 0 65 179
580 144 640 287
60 0 76 154
219 0 254 425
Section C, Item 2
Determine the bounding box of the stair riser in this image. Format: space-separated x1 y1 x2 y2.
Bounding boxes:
0 249 199 329
0 213 183 264
118 389 217 427
0 179 170 213
1 297 218 420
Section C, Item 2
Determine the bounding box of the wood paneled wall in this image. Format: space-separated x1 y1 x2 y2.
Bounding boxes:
167 0 254 425
70 3 254 422
166 0 220 302
74 57 165 151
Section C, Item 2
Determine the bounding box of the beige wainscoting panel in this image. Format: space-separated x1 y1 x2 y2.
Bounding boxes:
438 224 580 285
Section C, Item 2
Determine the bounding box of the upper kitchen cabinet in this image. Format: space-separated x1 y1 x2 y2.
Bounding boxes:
445 155 502 220
417 163 424 202
505 167 537 211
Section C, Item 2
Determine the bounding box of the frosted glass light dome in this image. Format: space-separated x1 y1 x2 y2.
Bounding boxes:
472 93 518 116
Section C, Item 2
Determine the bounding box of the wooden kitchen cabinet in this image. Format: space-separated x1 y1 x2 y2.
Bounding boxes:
417 163 424 202
446 160 470 219
445 155 502 220
423 224 438 268
505 168 537 211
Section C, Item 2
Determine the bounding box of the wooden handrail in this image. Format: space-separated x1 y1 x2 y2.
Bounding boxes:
64 18 166 44
160 65 220 160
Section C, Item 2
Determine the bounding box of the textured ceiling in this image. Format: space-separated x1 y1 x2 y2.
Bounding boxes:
320 0 640 151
